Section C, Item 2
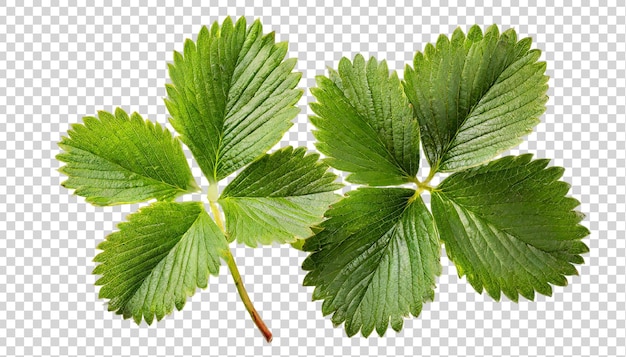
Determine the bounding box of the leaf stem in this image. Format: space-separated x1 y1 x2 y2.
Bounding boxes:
410 167 437 198
207 182 219 203
423 167 437 186
209 200 273 343
223 247 273 343
209 200 225 232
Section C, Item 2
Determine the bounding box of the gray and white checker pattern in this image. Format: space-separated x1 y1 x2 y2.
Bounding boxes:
1 1 624 356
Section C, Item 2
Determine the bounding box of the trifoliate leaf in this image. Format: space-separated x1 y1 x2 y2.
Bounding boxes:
303 188 441 337
219 146 341 247
93 201 228 324
310 55 421 186
431 154 589 301
57 108 199 206
165 16 303 183
403 25 548 173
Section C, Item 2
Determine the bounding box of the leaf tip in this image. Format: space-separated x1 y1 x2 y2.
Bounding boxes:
114 106 128 120
501 26 518 42
183 38 196 54
467 24 483 41
436 33 450 48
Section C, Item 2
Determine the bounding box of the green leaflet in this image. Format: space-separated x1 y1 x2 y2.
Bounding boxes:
93 201 228 324
219 147 341 247
303 188 441 337
403 25 548 173
431 155 589 301
57 108 199 206
310 54 421 186
165 16 303 183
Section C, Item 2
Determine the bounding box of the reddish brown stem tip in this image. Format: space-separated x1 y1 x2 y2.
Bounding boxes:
252 310 273 343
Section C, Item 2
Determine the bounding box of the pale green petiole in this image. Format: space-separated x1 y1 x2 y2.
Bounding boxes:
209 199 273 343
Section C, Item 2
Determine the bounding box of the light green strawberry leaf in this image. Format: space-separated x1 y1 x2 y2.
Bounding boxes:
165 16 303 183
93 201 228 324
219 147 341 247
57 108 199 206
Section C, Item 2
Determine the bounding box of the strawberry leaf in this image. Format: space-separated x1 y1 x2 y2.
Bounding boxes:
403 25 548 173
310 55 421 186
219 147 341 247
165 16 303 183
93 201 228 324
57 108 198 206
303 188 441 337
431 155 589 301
305 26 588 338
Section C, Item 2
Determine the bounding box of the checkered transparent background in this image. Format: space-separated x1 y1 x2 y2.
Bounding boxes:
1 1 624 356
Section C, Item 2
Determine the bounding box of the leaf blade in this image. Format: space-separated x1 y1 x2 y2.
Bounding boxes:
166 17 302 182
93 201 228 324
310 55 421 186
403 25 548 172
57 108 198 206
219 147 341 247
431 155 589 301
302 188 441 337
